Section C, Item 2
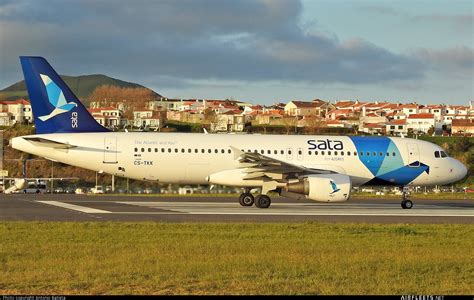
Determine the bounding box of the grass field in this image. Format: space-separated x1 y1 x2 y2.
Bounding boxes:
1 222 473 295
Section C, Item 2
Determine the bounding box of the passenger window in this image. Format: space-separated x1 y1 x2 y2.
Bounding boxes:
221 149 225 154
208 149 212 153
321 151 325 155
161 148 165 153
328 151 331 155
280 150 284 155
360 152 363 156
440 151 447 158
347 151 350 156
386 152 389 156
392 152 396 156
147 148 151 152
372 152 376 156
195 149 198 153
334 151 338 156
181 149 185 153
134 148 138 152
298 150 302 155
341 151 344 156
188 149 192 153
155 148 158 152
379 152 383 156
308 151 312 155
288 150 292 155
267 150 271 154
201 149 205 153
274 150 278 154
168 148 171 153
175 148 178 153
354 152 357 156
315 151 318 155
141 148 145 152
215 149 218 153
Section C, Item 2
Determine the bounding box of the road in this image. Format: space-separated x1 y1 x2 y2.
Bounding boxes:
0 194 473 223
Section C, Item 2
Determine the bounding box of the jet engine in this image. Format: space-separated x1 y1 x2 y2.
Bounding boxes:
283 174 351 202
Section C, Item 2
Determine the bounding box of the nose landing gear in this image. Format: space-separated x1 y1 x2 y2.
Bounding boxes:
400 187 413 209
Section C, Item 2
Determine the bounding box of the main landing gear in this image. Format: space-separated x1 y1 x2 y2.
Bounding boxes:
400 187 413 209
239 189 271 209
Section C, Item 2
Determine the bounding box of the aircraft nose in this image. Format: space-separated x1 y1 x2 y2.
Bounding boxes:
454 159 468 181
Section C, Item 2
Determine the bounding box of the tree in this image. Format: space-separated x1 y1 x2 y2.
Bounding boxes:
281 116 297 135
453 136 472 153
427 126 435 136
304 116 323 135
203 108 217 131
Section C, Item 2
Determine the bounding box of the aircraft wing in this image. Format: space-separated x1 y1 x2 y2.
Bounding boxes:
22 137 77 149
230 146 334 181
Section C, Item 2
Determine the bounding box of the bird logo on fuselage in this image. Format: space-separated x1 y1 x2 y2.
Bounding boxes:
38 74 77 121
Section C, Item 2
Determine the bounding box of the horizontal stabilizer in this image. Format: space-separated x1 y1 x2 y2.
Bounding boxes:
23 137 77 149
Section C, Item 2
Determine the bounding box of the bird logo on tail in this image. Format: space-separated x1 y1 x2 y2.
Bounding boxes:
38 74 77 121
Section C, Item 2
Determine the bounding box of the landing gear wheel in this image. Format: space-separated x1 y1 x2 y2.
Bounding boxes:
255 195 271 209
239 193 254 207
401 200 413 209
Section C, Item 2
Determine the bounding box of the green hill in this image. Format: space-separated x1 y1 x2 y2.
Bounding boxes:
0 74 161 103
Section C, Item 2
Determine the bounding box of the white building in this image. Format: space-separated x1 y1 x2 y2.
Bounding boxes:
386 119 408 136
0 99 32 125
88 106 127 128
406 113 438 134
133 110 163 129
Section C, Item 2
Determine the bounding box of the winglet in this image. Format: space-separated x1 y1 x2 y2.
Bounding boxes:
203 128 209 134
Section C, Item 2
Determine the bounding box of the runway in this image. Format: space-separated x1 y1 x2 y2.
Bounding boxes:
1 194 473 223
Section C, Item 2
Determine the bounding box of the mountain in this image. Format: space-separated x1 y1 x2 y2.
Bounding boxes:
0 74 162 102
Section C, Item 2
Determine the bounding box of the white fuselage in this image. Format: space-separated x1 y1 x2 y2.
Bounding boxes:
11 132 467 188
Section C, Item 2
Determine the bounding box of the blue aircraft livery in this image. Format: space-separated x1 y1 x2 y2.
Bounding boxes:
20 56 108 134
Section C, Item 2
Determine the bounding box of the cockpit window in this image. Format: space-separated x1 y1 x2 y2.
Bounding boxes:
435 151 448 158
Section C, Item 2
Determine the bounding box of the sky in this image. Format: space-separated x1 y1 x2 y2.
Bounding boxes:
0 0 472 105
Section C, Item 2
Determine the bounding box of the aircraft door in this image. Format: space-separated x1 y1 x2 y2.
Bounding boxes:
286 147 293 160
406 143 420 167
104 137 118 164
297 147 303 161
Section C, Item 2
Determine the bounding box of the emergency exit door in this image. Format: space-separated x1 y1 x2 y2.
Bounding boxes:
406 143 420 167
103 137 118 164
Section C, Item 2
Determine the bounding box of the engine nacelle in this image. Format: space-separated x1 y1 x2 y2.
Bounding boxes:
285 174 351 202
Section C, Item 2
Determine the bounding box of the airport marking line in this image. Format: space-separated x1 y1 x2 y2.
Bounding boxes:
33 200 474 217
37 201 112 214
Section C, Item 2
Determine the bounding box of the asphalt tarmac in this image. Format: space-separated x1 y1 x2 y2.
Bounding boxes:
0 194 473 223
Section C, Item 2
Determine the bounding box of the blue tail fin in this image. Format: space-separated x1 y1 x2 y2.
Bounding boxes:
20 56 108 134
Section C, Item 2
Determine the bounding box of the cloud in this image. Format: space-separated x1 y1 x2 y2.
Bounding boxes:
410 13 474 28
413 46 474 75
0 0 433 92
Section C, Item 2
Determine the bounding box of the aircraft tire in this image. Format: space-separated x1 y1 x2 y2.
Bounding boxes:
239 193 254 207
401 200 413 209
255 194 271 209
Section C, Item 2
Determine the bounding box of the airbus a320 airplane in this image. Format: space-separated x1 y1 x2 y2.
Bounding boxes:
11 57 467 209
